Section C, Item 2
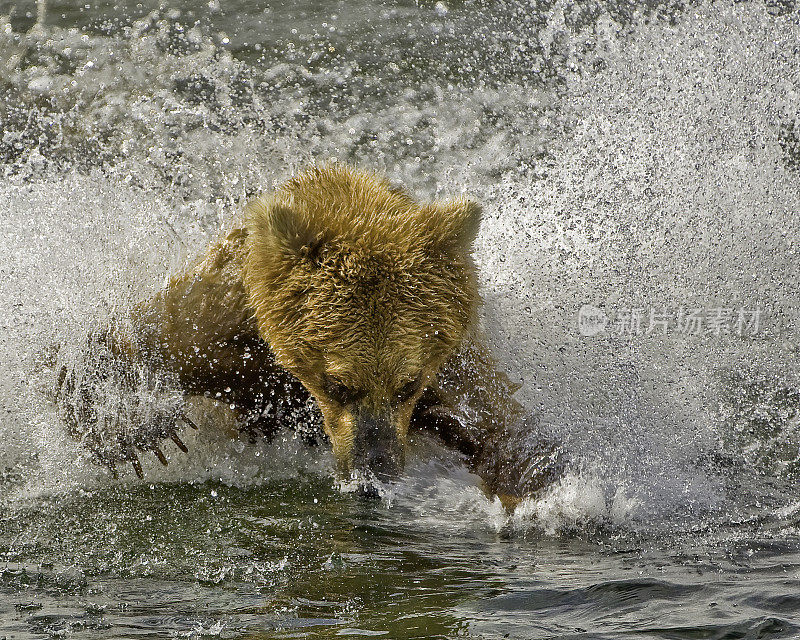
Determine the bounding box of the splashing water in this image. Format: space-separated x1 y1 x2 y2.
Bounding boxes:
2 0 799 532
1 0 800 637
476 0 800 530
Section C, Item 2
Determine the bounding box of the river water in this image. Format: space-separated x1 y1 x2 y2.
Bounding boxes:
1 0 799 637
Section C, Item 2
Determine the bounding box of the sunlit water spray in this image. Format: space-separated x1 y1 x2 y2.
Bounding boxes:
1 0 799 541
475 0 800 532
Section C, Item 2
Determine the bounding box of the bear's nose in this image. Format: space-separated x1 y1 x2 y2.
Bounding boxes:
352 408 404 481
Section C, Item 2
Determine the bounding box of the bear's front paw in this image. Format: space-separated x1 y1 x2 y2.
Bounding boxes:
55 336 195 478
474 419 566 509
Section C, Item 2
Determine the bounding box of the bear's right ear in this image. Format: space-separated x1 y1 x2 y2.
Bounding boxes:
246 197 323 265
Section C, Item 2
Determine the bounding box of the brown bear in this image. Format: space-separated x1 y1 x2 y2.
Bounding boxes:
56 164 563 506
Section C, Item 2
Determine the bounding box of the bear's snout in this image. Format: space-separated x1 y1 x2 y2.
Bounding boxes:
352 408 405 481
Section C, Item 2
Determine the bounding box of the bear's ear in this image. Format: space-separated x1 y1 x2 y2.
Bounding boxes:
426 199 482 255
246 196 323 265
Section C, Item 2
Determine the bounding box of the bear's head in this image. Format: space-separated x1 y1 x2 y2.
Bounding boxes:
244 164 480 483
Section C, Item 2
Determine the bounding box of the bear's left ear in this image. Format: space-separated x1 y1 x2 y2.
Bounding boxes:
246 196 323 265
425 199 482 255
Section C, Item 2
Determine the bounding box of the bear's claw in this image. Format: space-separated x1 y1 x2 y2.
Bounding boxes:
54 334 190 480
169 432 188 453
179 411 199 430
153 446 169 466
125 447 144 479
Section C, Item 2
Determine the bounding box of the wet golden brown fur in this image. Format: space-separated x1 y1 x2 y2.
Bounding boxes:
57 164 563 505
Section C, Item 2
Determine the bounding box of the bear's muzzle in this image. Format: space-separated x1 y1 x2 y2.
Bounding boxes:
351 406 405 482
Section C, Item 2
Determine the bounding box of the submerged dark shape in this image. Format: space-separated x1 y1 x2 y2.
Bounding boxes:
54 164 564 507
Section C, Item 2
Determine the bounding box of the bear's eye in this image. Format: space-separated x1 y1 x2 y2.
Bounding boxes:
395 378 422 404
323 377 365 406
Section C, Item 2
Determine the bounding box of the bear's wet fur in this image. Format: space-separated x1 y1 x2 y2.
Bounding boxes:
56 164 563 506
